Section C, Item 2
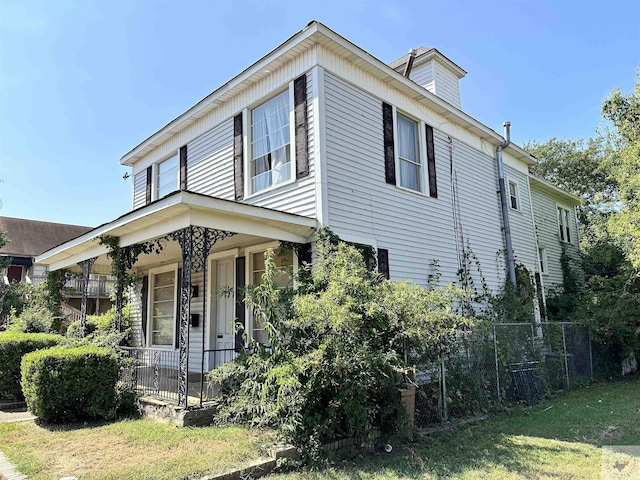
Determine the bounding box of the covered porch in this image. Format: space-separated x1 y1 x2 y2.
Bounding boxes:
36 190 316 408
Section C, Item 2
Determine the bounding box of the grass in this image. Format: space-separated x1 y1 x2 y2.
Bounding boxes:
268 377 640 479
0 418 275 480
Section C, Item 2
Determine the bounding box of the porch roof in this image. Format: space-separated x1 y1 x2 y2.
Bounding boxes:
35 191 317 273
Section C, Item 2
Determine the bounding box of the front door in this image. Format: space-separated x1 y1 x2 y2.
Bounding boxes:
211 257 235 369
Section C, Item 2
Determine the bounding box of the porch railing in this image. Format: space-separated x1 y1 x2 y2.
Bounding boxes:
119 346 237 407
32 275 115 297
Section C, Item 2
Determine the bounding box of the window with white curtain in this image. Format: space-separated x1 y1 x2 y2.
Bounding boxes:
250 90 291 194
397 113 421 192
156 153 179 199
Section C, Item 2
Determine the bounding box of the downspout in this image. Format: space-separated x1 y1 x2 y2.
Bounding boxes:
403 48 417 77
497 121 517 286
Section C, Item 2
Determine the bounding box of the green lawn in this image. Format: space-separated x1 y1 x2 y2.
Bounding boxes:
0 419 274 480
269 377 640 479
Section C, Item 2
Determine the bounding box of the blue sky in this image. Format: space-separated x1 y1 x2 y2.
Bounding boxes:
1 0 638 226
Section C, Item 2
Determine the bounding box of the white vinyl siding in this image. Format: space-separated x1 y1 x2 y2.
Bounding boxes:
179 73 316 217
156 154 179 199
504 166 538 272
530 185 580 292
323 71 505 292
406 60 434 92
186 120 235 199
432 61 462 109
132 171 146 209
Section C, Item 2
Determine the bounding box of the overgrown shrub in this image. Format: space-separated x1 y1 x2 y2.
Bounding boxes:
209 232 472 461
21 346 120 422
6 305 58 334
65 305 132 347
0 332 62 399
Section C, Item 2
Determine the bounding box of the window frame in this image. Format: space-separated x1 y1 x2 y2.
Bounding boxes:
245 85 296 198
245 242 297 344
154 152 180 201
538 247 547 274
508 180 520 211
393 108 429 195
147 263 179 349
557 206 573 243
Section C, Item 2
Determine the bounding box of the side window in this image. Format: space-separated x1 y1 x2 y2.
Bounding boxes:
557 207 572 243
250 90 291 194
508 181 519 210
396 113 421 192
149 267 177 347
538 247 547 274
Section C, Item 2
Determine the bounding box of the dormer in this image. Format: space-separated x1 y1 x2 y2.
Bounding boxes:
390 47 466 110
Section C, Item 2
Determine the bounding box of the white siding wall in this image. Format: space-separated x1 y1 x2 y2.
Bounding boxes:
530 185 580 292
408 59 435 95
134 73 316 218
323 71 506 292
505 166 539 272
433 61 462 109
132 171 146 209
186 120 235 200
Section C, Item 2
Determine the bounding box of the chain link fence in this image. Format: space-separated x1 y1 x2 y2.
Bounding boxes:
412 322 594 429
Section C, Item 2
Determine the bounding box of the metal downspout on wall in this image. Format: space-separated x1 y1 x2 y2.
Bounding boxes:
497 121 517 286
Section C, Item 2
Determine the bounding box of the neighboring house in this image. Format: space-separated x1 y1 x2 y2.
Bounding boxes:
35 21 580 406
0 216 113 315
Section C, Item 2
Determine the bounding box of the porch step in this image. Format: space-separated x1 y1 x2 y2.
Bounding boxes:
138 397 218 427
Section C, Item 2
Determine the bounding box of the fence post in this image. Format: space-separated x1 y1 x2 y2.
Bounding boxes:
588 326 594 380
494 324 500 403
441 356 448 421
561 323 570 389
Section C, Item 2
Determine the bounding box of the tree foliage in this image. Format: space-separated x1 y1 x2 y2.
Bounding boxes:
209 233 472 460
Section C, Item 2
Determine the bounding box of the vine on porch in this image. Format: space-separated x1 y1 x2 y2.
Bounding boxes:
98 235 164 331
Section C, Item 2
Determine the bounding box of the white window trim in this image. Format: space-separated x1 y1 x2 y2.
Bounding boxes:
244 84 297 199
153 152 180 201
147 263 179 349
393 106 430 197
538 247 548 275
245 242 298 343
508 179 520 211
556 205 573 243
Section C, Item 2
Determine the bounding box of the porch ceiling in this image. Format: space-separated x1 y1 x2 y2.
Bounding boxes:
36 191 317 274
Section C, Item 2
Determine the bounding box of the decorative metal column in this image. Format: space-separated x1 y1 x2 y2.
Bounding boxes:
168 226 235 408
78 257 97 337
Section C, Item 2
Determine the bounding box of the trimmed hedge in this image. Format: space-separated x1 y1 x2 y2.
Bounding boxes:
0 332 62 400
21 346 120 422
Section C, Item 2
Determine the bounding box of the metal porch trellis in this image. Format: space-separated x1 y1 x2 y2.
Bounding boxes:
166 226 236 408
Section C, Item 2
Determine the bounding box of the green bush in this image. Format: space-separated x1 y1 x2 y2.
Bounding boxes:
65 319 98 338
21 346 120 422
0 332 62 400
6 305 58 334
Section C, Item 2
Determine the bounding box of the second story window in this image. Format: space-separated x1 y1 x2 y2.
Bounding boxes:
250 90 291 194
156 153 179 199
558 207 572 243
397 113 421 192
508 181 519 210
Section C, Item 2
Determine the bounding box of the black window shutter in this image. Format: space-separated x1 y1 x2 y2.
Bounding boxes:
382 102 396 185
294 74 309 179
141 275 149 347
378 248 390 280
234 256 246 352
145 166 152 205
179 145 187 190
426 124 437 198
175 268 182 349
233 113 244 201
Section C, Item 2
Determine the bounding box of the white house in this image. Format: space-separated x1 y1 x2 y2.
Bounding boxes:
36 21 580 407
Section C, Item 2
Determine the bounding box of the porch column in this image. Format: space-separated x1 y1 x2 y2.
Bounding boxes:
169 226 235 408
77 257 97 337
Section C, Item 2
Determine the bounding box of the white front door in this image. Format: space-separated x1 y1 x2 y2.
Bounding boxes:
211 257 235 369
